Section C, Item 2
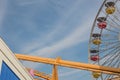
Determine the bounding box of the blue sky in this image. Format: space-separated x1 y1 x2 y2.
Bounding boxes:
0 0 103 80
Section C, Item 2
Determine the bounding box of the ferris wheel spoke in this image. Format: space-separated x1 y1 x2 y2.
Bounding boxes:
105 53 120 67
99 46 120 53
100 55 117 66
104 74 113 80
101 38 119 41
116 5 120 14
100 46 120 59
104 28 119 34
101 33 118 37
99 44 120 53
100 49 120 65
107 20 120 29
107 16 120 28
112 15 120 23
102 40 120 45
114 57 120 68
115 53 120 68
99 45 120 52
101 40 120 46
91 42 120 52
111 13 120 22
100 42 120 49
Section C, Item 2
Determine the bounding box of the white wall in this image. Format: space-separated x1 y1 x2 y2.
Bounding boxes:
0 38 34 80
0 57 2 75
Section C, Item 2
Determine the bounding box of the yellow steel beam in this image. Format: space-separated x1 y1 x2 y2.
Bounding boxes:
15 54 120 75
34 71 51 80
26 68 51 80
52 65 58 80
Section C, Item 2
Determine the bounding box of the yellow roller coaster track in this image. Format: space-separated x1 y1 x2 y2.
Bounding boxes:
26 68 52 80
15 54 120 80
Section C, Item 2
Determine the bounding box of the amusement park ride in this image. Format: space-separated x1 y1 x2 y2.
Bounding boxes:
0 0 120 80
15 54 120 80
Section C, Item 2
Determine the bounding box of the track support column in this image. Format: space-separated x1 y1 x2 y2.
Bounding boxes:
52 65 58 80
51 57 61 80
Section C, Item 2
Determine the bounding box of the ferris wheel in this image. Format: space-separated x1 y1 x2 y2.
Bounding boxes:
89 0 120 80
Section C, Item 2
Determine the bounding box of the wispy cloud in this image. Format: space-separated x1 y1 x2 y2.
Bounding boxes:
59 69 81 77
21 12 93 57
58 68 90 80
32 22 91 57
19 0 88 54
0 0 7 30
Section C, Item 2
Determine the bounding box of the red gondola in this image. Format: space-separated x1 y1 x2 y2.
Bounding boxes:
90 55 99 61
97 21 107 29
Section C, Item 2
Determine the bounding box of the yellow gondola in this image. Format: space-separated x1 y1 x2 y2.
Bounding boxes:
92 39 101 45
92 72 101 78
106 6 115 14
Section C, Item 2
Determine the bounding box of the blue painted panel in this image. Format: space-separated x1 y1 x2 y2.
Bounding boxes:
0 61 20 80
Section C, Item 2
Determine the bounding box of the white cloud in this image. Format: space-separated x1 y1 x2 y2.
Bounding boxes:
21 0 88 54
19 0 85 53
25 11 93 57
33 23 90 57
